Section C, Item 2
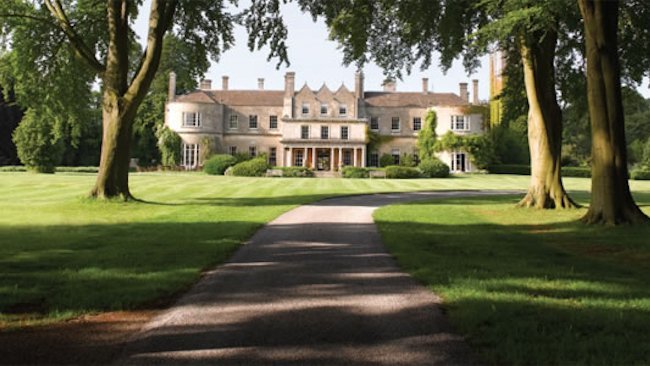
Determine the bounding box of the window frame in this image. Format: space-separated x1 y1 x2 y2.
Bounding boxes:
340 125 349 140
370 116 379 131
228 146 237 155
228 114 238 129
321 125 329 139
181 143 200 169
249 115 258 129
301 125 310 139
269 147 277 166
182 112 202 128
339 104 348 116
269 115 278 129
320 103 328 116
301 103 310 115
249 145 257 157
413 117 422 131
391 148 400 165
451 115 471 131
391 117 400 131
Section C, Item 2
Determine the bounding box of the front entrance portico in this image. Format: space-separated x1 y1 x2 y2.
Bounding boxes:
284 144 366 170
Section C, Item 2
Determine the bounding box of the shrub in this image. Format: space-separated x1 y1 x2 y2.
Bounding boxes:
0 165 27 172
631 166 650 180
56 166 99 173
342 166 370 178
379 153 394 167
12 109 64 173
418 158 450 178
280 166 314 177
234 152 253 163
156 125 182 167
399 153 417 167
229 157 270 177
385 165 421 179
562 166 591 178
203 154 237 175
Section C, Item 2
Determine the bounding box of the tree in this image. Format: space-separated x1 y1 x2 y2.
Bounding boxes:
1 1 273 199
0 83 22 166
417 109 437 161
577 0 649 224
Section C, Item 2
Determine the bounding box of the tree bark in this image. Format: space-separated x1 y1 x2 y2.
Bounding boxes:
578 0 649 225
89 0 176 200
518 31 577 209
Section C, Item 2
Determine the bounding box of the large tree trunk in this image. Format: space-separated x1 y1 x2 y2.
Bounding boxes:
578 0 649 225
90 0 175 200
518 31 577 209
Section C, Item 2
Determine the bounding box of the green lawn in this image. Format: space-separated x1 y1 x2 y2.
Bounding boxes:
0 172 549 328
374 191 650 365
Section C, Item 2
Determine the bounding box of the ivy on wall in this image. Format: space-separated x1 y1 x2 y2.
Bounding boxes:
435 131 496 169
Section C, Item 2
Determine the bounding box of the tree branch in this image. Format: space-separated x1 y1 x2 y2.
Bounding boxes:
0 13 54 24
124 0 178 108
43 0 105 73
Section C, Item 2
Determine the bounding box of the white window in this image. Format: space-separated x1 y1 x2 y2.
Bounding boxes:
269 115 278 129
451 152 468 172
320 103 328 115
249 146 257 157
301 125 310 139
341 126 349 140
391 148 400 165
229 114 238 129
370 117 379 130
451 115 470 131
391 117 400 131
321 125 329 139
413 117 422 131
249 115 258 129
302 103 310 115
182 112 201 127
228 146 237 155
182 143 200 169
339 104 347 116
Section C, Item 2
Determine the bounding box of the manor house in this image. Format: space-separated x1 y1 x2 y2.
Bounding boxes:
165 71 483 172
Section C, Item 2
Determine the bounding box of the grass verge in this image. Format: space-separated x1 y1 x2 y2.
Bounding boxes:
374 191 650 365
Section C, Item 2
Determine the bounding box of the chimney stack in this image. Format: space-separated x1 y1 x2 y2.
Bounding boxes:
472 79 479 104
422 78 429 94
168 71 176 101
355 70 364 98
459 82 469 102
199 79 212 90
258 78 265 90
284 71 295 97
383 79 396 92
222 76 229 91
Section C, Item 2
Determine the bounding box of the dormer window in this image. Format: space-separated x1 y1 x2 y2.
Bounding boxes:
320 103 328 115
339 104 347 116
182 112 201 127
302 103 310 115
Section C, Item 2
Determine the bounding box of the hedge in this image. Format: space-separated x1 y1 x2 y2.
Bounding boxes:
418 158 450 178
342 166 370 178
385 165 421 179
280 166 314 177
487 164 592 178
203 154 237 175
228 157 270 177
631 166 650 180
0 166 100 173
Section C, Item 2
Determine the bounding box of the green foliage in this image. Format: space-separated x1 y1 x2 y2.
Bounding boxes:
234 153 253 164
12 109 64 173
436 131 497 169
156 126 182 167
641 136 650 168
488 164 592 178
385 165 421 179
279 166 314 177
203 154 237 175
490 124 530 165
229 157 270 177
562 166 591 178
379 153 394 167
630 166 650 180
342 166 370 178
418 158 450 178
366 127 395 152
417 109 438 160
399 153 417 167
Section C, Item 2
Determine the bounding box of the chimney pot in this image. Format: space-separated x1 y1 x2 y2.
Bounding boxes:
355 70 364 98
383 79 396 92
422 78 429 94
222 76 229 91
200 79 212 90
459 82 469 102
258 78 265 90
472 79 479 104
285 72 296 97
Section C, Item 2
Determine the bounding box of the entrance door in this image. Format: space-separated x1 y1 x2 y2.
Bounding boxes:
316 149 331 171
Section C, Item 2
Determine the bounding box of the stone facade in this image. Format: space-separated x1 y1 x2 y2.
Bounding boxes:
166 71 484 173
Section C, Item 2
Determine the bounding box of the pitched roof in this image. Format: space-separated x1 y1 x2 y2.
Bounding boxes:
363 91 467 108
175 90 285 106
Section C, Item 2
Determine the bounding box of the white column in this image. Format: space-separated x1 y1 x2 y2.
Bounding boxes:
338 147 343 168
286 148 292 167
361 146 366 167
302 148 307 167
312 147 316 169
330 147 335 171
353 147 358 167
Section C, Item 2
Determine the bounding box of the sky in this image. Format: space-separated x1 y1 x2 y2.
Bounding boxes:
134 1 648 99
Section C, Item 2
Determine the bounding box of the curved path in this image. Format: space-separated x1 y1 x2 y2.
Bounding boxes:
120 190 516 365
